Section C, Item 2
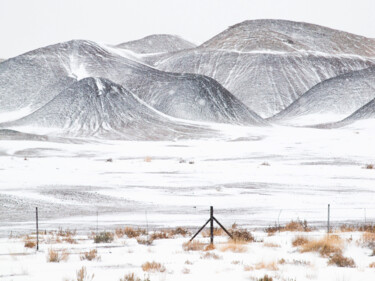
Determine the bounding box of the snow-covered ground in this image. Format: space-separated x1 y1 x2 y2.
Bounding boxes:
1 228 375 281
0 123 375 235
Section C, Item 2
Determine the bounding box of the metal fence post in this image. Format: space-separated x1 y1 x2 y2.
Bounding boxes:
36 207 39 251
327 204 330 235
210 206 214 244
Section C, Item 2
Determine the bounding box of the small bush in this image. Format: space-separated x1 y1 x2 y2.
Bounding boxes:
292 236 310 247
94 232 114 243
169 227 189 237
231 229 254 242
182 240 205 251
150 231 170 240
120 273 140 281
361 232 375 248
255 261 278 271
204 243 215 251
141 261 166 273
328 253 355 267
365 164 374 169
76 266 94 281
369 262 375 268
80 249 100 261
46 248 69 262
284 220 310 232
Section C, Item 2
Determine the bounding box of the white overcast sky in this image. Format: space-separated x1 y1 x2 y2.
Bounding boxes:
0 0 374 58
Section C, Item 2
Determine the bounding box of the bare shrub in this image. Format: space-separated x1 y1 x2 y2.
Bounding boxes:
300 235 343 257
292 236 310 247
141 261 166 273
328 253 356 267
76 266 94 281
80 249 100 261
182 240 205 251
24 240 36 248
94 232 114 243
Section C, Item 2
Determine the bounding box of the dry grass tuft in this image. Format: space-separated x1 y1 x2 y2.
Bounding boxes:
202 228 224 237
255 261 279 271
263 242 280 248
150 231 170 240
204 243 215 251
181 267 190 274
201 252 221 260
24 240 36 248
258 275 273 281
94 232 114 243
141 261 166 273
300 235 343 257
182 240 205 251
220 241 247 253
361 232 375 248
266 220 311 235
292 236 310 247
365 164 374 169
339 224 375 233
80 249 100 261
327 253 356 267
46 248 69 262
119 273 148 281
169 227 190 237
76 266 94 281
116 227 146 238
369 262 375 268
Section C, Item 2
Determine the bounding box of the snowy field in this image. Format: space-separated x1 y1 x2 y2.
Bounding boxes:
1 122 375 280
1 122 375 235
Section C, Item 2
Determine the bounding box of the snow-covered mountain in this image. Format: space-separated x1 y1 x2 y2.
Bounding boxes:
270 66 375 125
0 40 263 125
116 34 195 54
2 78 216 140
153 20 375 117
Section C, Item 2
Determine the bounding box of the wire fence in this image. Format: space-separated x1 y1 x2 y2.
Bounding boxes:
1 204 375 239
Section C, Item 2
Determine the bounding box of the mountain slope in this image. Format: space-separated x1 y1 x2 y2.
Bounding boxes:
153 20 375 117
0 40 263 125
116 34 195 54
270 67 375 125
338 98 375 126
2 78 217 140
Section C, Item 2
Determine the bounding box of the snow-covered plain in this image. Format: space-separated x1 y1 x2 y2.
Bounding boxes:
1 122 375 280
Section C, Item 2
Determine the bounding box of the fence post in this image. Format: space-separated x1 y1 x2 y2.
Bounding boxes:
210 206 214 244
36 207 39 251
327 204 330 235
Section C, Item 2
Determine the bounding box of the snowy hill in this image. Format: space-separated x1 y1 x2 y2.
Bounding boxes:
153 20 375 117
336 98 375 127
0 40 263 125
270 66 375 125
116 34 195 54
2 78 217 140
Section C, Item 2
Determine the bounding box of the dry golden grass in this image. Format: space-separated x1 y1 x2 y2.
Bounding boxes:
202 228 224 237
80 249 100 261
266 220 311 235
119 273 141 281
24 239 36 248
46 248 69 263
136 237 153 245
141 261 166 273
219 241 247 253
201 252 221 260
300 235 343 257
255 261 279 271
169 227 190 237
116 227 146 238
204 244 215 251
258 275 273 281
182 240 205 251
292 236 310 247
365 164 374 169
263 242 280 248
150 231 170 240
362 232 375 247
76 266 94 281
327 253 356 267
369 262 375 268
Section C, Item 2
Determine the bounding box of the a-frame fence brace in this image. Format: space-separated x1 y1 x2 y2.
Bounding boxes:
189 206 233 244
